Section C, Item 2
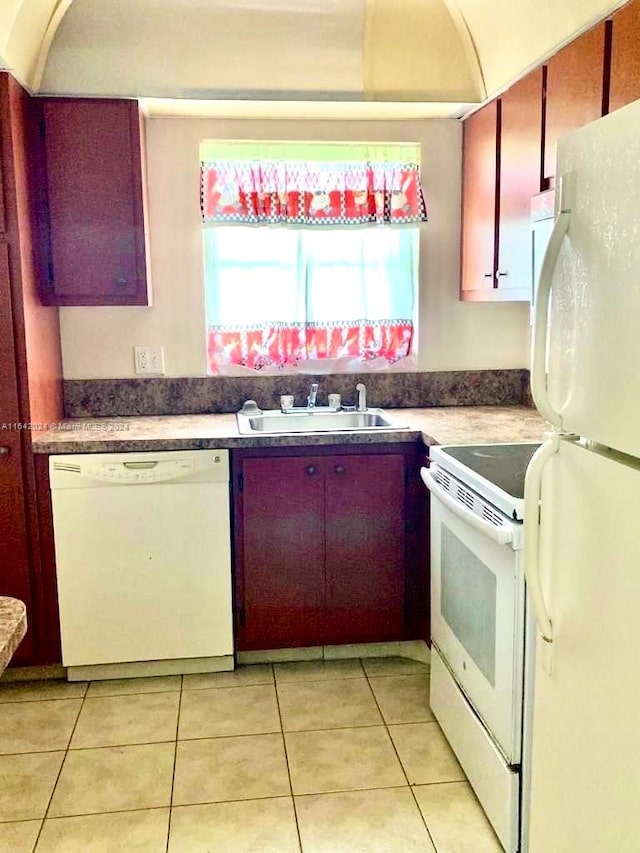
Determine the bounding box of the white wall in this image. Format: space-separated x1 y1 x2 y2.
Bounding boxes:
59 116 529 379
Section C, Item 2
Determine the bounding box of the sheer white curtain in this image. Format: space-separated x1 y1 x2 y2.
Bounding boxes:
204 225 418 374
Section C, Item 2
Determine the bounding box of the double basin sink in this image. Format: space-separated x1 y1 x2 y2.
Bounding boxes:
237 406 405 435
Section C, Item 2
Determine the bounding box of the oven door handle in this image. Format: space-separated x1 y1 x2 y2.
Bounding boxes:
420 468 514 546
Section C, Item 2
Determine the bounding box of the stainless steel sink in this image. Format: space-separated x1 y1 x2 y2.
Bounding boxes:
236 407 406 435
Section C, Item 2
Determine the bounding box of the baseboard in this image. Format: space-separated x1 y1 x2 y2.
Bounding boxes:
238 640 430 666
1 664 66 683
66 655 235 682
3 642 431 680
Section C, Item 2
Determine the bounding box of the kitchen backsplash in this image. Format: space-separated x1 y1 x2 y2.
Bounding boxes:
63 370 530 418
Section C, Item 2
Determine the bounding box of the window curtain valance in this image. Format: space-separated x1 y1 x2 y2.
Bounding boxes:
199 140 428 227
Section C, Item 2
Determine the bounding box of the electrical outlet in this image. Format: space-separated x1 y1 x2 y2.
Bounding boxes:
134 346 165 375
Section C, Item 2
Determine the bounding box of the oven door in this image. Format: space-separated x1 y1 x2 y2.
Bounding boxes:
423 468 525 764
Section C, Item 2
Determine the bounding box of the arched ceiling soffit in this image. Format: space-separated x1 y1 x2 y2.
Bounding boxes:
5 0 627 101
0 0 70 90
444 0 628 96
38 0 484 102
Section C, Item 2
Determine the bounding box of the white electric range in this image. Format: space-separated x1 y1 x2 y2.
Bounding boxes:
421 442 540 853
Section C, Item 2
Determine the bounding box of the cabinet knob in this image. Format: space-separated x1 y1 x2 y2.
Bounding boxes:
497 270 508 277
0 446 9 458
483 273 493 279
306 465 316 475
334 464 345 475
115 277 129 287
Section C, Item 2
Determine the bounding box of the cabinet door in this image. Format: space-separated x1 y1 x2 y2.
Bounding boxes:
240 456 325 650
42 99 150 306
324 454 405 645
0 154 5 234
544 24 606 180
497 68 543 301
460 100 499 300
0 243 34 662
608 0 640 113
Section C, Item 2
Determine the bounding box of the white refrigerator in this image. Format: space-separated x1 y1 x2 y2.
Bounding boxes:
522 98 640 852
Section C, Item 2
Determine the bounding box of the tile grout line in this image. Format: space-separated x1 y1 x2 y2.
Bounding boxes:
0 687 184 704
0 778 468 828
0 746 82 758
81 689 182 700
361 661 440 853
406 776 441 852
285 783 410 800
32 681 90 851
22 805 173 823
165 674 184 853
0 817 43 825
66 738 178 752
0 694 87 706
272 665 304 853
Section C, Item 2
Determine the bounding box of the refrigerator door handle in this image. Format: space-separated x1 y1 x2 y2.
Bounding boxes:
523 435 559 643
530 210 571 428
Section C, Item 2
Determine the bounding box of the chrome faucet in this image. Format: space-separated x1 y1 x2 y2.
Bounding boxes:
355 383 367 411
307 383 319 408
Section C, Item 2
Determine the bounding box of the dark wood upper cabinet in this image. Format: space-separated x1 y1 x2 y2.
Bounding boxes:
461 21 612 302
608 0 640 113
461 69 542 303
39 98 151 306
497 68 544 301
460 100 499 299
543 23 606 181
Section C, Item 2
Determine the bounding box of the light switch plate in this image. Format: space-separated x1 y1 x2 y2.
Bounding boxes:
134 346 165 375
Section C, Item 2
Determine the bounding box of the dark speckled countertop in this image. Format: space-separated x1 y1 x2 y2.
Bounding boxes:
0 598 27 674
31 406 547 454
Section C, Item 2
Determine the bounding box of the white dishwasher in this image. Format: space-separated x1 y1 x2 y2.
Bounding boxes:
49 450 234 680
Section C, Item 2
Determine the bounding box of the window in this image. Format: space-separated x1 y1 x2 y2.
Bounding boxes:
200 140 427 375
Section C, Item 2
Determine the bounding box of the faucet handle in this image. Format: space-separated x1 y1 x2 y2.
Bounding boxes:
280 395 294 411
307 383 319 408
355 383 367 412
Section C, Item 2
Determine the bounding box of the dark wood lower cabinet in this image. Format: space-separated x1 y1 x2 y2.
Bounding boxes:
241 456 326 650
324 454 405 645
0 244 35 661
233 444 428 651
0 73 64 668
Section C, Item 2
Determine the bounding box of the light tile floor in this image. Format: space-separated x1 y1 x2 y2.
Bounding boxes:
0 658 503 852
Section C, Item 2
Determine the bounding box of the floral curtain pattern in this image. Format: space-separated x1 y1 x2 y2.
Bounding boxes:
200 141 428 227
200 142 424 374
207 320 413 373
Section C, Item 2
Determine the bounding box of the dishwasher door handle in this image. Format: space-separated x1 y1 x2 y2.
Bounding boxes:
123 461 159 469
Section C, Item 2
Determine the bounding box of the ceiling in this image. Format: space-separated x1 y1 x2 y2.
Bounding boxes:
0 0 629 118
